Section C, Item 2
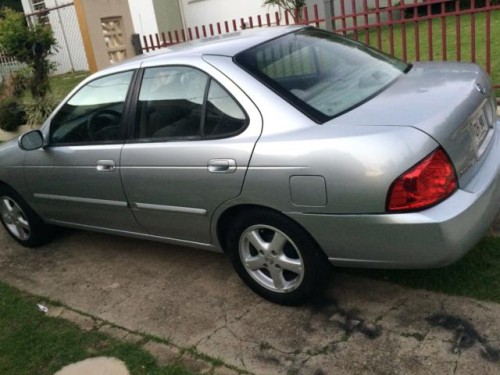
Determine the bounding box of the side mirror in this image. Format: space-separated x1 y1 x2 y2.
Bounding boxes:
19 130 45 151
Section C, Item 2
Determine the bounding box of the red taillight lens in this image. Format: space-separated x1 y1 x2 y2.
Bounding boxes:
387 148 457 212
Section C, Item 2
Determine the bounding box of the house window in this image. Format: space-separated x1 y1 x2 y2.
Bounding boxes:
30 0 49 25
101 17 127 64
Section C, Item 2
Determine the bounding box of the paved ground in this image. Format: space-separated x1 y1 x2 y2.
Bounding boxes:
1 227 500 375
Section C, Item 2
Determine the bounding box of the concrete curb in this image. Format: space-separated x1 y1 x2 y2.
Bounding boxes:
54 357 130 375
45 304 243 375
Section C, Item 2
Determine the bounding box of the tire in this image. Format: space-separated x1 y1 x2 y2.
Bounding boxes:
0 186 55 247
226 209 329 305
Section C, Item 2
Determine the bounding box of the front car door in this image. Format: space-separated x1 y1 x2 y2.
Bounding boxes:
24 70 143 232
120 63 262 245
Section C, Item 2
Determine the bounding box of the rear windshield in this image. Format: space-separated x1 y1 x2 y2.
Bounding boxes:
234 28 408 123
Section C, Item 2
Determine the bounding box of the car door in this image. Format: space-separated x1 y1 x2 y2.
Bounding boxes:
24 70 143 232
120 65 262 245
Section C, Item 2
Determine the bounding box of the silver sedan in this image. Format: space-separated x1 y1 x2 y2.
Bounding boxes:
1 26 499 305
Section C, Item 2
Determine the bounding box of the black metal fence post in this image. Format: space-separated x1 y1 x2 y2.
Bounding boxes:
131 34 143 55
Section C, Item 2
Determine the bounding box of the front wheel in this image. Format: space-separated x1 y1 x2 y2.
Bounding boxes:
0 186 55 247
226 210 328 305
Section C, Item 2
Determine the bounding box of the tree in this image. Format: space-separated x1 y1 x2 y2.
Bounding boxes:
0 0 22 12
263 0 306 22
0 7 57 99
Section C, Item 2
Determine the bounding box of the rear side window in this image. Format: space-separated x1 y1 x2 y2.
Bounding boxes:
234 28 408 123
205 80 247 138
136 66 247 140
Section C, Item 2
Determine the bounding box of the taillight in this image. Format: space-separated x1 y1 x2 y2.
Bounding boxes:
387 148 457 212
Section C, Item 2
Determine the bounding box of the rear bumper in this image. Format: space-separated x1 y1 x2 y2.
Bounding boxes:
288 120 500 269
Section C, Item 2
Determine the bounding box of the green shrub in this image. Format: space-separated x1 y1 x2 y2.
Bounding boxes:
11 67 33 97
0 68 32 100
23 95 56 126
0 98 26 132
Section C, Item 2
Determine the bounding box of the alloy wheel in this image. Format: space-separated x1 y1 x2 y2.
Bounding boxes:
0 196 30 241
239 224 304 293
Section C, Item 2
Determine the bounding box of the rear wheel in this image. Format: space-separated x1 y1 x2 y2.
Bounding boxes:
0 186 55 247
226 209 328 305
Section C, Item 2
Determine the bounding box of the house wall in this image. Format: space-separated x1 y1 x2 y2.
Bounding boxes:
152 0 184 35
179 0 281 30
127 0 183 39
128 0 159 36
74 0 136 72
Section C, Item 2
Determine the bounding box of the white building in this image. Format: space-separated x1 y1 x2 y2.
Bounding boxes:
128 0 184 37
178 0 281 30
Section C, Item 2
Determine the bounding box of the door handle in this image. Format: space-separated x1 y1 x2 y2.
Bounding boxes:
208 159 236 173
96 160 116 172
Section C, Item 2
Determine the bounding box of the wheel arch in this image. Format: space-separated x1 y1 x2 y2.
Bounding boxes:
0 180 55 247
215 203 325 258
0 181 20 195
0 180 32 206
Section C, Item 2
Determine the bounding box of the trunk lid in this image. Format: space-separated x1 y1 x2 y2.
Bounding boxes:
333 62 498 187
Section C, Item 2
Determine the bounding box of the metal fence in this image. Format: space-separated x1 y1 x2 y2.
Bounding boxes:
0 51 23 86
140 1 500 95
140 4 323 51
332 0 500 94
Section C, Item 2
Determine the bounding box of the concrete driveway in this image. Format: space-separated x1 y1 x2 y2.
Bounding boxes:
1 228 500 374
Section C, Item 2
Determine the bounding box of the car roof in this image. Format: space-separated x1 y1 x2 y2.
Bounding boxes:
101 25 306 74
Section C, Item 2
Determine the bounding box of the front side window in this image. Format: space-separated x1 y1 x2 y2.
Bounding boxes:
234 28 408 123
136 66 247 140
50 71 133 144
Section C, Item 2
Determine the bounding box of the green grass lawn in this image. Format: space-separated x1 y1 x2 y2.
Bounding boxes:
49 71 89 101
346 236 500 303
356 9 500 96
0 282 193 375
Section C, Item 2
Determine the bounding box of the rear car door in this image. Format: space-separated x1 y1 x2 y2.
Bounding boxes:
120 64 262 245
24 70 143 232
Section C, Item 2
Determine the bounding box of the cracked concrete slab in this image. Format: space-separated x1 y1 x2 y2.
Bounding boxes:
1 229 500 374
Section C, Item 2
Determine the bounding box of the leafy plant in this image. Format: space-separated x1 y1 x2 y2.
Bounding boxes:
0 97 26 131
2 66 33 98
0 7 57 99
23 94 57 126
263 0 306 22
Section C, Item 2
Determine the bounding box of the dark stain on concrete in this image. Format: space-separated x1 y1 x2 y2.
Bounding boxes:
309 296 382 340
426 313 500 362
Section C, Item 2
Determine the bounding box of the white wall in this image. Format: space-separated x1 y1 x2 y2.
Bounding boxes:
179 0 281 30
128 0 160 35
179 0 414 34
